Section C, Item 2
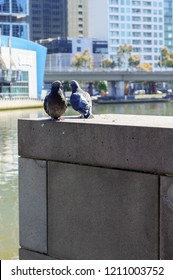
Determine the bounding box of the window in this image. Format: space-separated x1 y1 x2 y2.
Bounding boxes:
12 0 28 14
143 32 152 37
144 55 152 60
132 1 140 5
143 1 151 6
0 0 9 12
143 24 152 30
132 9 140 13
109 7 119 13
132 32 141 37
143 9 151 14
1 24 10 36
143 48 152 52
110 31 119 36
132 24 141 29
132 16 140 21
133 47 141 52
110 23 119 28
143 40 152 45
110 15 119 20
109 0 118 4
132 40 141 44
143 17 152 22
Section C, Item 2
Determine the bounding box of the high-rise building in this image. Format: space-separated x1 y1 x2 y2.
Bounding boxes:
29 0 68 41
29 0 88 41
0 0 29 39
164 0 173 51
108 0 165 67
29 0 173 68
67 0 88 38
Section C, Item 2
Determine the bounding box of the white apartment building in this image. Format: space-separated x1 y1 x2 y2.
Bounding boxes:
88 0 108 40
108 0 164 67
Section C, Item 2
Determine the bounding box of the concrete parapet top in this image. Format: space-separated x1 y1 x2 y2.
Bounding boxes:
18 114 173 174
19 114 173 128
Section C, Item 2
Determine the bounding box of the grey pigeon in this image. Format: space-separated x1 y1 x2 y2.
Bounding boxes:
70 80 93 118
43 80 67 120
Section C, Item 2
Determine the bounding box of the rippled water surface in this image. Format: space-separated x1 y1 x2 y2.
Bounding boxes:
1 101 173 259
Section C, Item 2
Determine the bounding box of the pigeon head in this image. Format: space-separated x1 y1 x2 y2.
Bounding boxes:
52 80 62 89
70 80 80 93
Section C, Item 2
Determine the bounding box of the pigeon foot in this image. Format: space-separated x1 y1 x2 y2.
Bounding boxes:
88 114 94 119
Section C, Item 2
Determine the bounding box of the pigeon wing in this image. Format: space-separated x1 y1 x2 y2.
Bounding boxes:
70 92 89 112
43 96 49 115
78 94 90 114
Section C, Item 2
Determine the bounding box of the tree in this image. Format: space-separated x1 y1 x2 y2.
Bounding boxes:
94 81 108 93
158 47 173 68
102 58 116 69
165 58 173 67
128 55 140 67
72 49 93 70
117 44 133 68
137 63 152 72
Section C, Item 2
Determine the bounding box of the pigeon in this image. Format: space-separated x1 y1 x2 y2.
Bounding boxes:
43 80 67 120
70 80 93 118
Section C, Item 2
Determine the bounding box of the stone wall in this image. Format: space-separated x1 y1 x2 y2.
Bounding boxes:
18 114 173 259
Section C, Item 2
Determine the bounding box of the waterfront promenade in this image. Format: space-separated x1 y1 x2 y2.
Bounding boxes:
0 98 43 111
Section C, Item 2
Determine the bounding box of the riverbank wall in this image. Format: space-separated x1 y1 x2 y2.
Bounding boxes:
18 114 173 259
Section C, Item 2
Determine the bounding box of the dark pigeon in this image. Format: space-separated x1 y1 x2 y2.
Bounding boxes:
70 80 93 118
43 80 67 120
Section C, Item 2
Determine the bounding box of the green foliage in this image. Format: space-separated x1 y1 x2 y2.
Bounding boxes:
137 63 152 72
117 44 133 55
128 55 140 67
102 58 116 69
166 58 173 67
63 81 71 91
159 47 173 67
72 49 93 70
117 44 133 67
94 81 108 92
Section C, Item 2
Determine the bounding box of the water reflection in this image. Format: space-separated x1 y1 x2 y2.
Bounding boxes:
1 102 173 259
0 109 47 260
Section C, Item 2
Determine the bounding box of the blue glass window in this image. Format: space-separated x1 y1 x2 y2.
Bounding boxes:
12 24 28 39
0 0 10 13
0 0 28 14
12 0 28 14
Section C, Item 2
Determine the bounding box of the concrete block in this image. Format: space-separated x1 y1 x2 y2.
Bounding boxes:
19 158 47 253
48 161 159 260
19 248 57 260
18 115 173 174
160 176 173 259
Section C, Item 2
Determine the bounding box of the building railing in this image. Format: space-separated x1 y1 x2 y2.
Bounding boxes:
45 65 173 73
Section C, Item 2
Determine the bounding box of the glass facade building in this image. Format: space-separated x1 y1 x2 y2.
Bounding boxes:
0 0 29 39
29 0 68 41
0 35 47 98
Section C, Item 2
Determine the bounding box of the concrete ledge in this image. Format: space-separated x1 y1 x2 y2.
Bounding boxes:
18 114 173 174
48 162 159 260
19 158 47 253
18 114 173 259
19 248 58 260
160 176 173 259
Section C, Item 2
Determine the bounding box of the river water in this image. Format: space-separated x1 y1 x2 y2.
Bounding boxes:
1 101 173 259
